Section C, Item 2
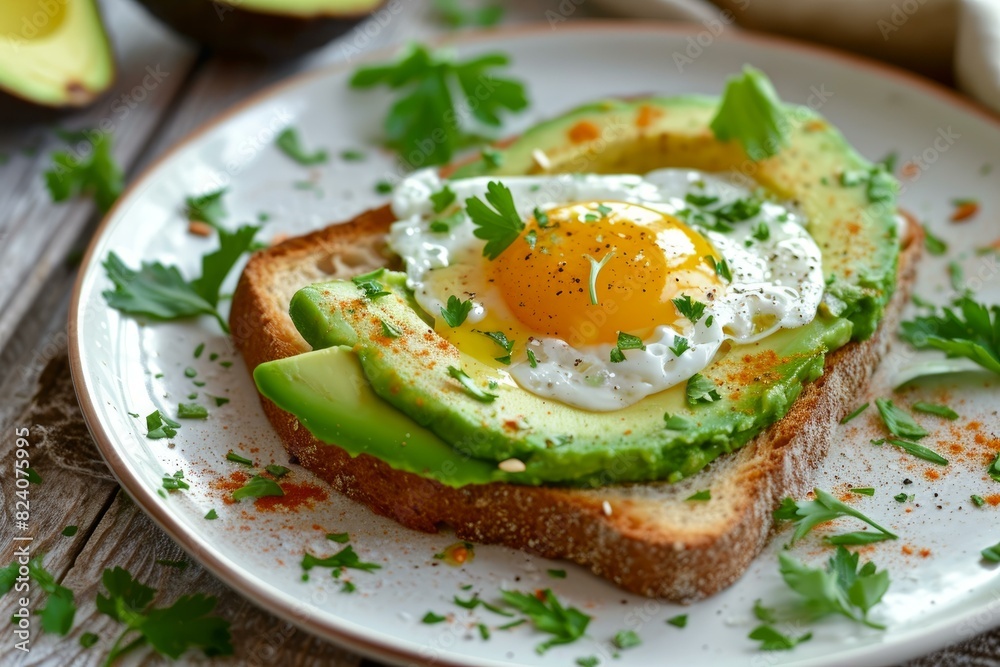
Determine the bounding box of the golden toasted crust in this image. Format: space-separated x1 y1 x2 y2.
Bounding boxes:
230 207 921 602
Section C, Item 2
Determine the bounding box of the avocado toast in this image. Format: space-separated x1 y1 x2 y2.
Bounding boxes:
231 92 922 602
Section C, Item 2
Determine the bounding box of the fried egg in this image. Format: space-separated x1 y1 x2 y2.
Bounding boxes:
388 168 825 411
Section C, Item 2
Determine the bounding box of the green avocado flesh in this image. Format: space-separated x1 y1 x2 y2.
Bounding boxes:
256 95 898 488
0 0 114 107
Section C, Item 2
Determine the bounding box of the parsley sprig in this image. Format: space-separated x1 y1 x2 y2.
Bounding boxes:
672 294 707 324
102 225 259 333
774 488 897 545
466 181 525 259
45 131 123 213
0 555 75 635
440 295 473 327
349 44 527 167
184 189 227 230
609 331 645 363
97 567 232 664
275 127 328 166
899 296 1000 377
500 589 591 654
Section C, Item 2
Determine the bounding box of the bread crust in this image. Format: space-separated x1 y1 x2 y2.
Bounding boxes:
230 206 921 602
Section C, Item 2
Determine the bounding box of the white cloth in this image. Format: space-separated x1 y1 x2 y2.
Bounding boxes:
592 0 1000 113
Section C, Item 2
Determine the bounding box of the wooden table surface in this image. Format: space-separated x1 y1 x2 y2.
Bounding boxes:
1 1 998 665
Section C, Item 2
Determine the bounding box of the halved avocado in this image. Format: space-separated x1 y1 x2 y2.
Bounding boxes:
0 0 114 108
132 0 386 60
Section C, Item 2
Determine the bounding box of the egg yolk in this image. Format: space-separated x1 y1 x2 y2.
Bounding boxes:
492 201 723 346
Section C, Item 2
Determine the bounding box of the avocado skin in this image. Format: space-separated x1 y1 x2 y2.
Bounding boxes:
132 0 384 60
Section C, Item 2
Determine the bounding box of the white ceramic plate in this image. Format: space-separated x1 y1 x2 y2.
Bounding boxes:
71 23 1000 667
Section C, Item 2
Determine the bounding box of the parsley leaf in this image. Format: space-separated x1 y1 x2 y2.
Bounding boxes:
232 475 283 501
686 373 721 405
709 66 788 161
778 546 890 629
912 401 959 420
44 131 123 212
275 127 328 165
226 451 253 466
102 225 259 333
301 545 382 573
7 555 77 635
177 402 208 419
686 489 711 501
748 625 812 651
672 294 706 323
982 541 1000 563
666 614 688 628
351 268 393 301
612 629 641 649
669 336 690 356
145 410 180 440
184 189 227 230
440 295 474 327
752 221 770 241
466 181 525 259
96 566 232 661
773 488 896 545
381 319 402 338
884 438 949 466
431 185 457 213
610 331 645 363
422 611 447 624
705 255 733 282
500 589 590 654
874 398 928 440
161 470 189 491
989 453 1000 482
923 224 947 256
448 366 498 402
433 0 503 27
899 296 1000 376
349 45 527 168
840 402 869 424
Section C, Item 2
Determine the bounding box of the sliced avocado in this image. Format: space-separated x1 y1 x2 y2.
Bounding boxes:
133 0 385 60
0 0 114 108
278 271 850 486
452 97 898 340
254 345 514 487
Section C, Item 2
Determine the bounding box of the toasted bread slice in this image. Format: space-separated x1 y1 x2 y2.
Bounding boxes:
230 204 921 602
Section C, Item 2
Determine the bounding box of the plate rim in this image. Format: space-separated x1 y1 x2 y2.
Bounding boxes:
67 20 1000 667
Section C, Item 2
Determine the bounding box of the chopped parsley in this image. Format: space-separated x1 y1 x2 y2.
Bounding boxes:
500 588 590 654
547 569 567 579
453 593 512 616
433 0 503 28
80 632 99 648
102 224 259 333
44 131 123 212
448 366 498 402
748 625 812 651
840 402 869 424
349 44 527 167
663 413 695 430
526 349 538 368
778 545 890 629
177 402 208 419
912 401 959 420
225 451 253 466
155 559 188 570
875 398 928 440
381 319 402 338
375 180 393 194
477 330 514 363
882 438 949 466
25 467 42 485
204 509 218 520
327 532 350 543
351 268 393 300
576 657 600 667
672 294 706 323
612 629 641 649
440 295 474 327
669 336 690 356
584 250 615 306
145 410 180 439
466 181 525 259
61 525 78 537
949 261 965 292
184 189 227 230
900 296 1000 377
666 614 688 628
751 221 770 241
709 66 788 161
96 566 232 662
481 147 504 168
773 488 896 545
686 373 721 405
686 489 711 501
923 225 948 256
232 475 283 501
894 493 909 503
704 255 733 282
302 545 381 574
431 185 457 213
422 611 447 624
430 210 463 233
340 149 365 162
988 453 1000 482
534 206 550 226
982 542 1000 563
850 488 875 496
610 331 646 363
275 127 328 165
161 470 189 492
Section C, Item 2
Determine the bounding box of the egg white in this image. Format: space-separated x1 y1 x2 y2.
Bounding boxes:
388 168 825 411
